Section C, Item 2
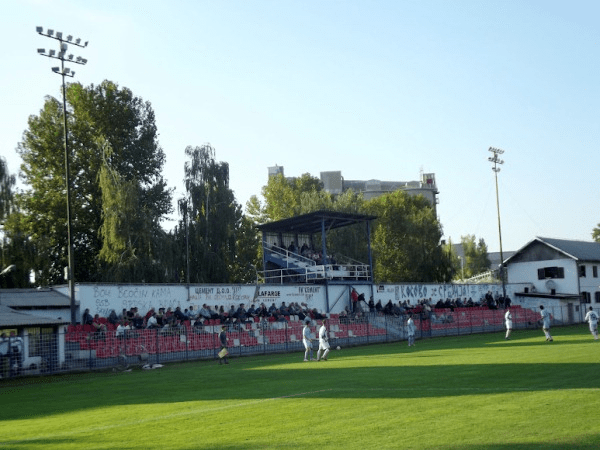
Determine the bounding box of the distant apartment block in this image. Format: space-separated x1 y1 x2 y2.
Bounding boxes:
268 165 439 212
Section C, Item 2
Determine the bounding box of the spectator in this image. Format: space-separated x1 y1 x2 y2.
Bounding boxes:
288 242 296 254
368 298 375 312
116 321 130 338
147 313 159 329
156 308 166 327
174 306 186 323
199 304 213 320
82 308 93 326
92 314 107 339
350 288 359 313
107 310 119 326
144 308 155 322
268 302 277 316
187 306 197 320
256 303 268 317
236 304 248 322
217 305 226 322
131 312 144 329
227 305 236 320
383 300 394 315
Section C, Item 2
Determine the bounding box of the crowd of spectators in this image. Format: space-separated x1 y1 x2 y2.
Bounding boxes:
357 291 513 323
79 290 513 340
433 291 512 311
271 241 337 266
80 301 330 339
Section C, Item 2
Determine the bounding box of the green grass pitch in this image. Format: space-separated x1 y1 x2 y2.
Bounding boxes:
1 325 599 449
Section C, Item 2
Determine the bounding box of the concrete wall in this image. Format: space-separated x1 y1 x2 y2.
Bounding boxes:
69 282 530 321
507 259 580 295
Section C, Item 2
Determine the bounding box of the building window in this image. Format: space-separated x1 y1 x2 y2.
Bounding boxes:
595 292 600 304
582 291 591 303
537 267 565 280
579 265 587 277
594 266 598 278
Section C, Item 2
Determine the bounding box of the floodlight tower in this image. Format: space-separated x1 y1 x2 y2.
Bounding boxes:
36 27 89 325
488 147 506 299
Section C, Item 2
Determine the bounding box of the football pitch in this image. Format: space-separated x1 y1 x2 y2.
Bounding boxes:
1 326 599 449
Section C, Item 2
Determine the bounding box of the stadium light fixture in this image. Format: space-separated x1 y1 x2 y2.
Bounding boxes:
36 26 89 325
488 146 506 299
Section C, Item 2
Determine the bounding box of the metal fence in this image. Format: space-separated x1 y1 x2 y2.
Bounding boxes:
0 304 591 379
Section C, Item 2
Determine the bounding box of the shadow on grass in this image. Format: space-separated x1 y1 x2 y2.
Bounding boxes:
4 433 600 450
1 358 599 422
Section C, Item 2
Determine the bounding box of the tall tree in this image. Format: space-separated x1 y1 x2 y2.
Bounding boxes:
261 173 322 221
0 157 15 224
181 144 241 283
365 190 450 282
8 80 172 285
0 158 23 287
460 235 491 278
593 224 600 243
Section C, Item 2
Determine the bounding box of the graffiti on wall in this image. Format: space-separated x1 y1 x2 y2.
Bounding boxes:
374 283 516 305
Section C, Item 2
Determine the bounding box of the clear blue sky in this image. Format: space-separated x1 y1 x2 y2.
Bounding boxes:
2 0 599 253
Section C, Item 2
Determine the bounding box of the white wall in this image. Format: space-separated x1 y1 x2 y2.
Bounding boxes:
507 259 579 295
73 282 528 319
577 262 600 303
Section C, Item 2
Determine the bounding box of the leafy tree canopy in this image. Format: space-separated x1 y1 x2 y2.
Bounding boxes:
8 80 172 285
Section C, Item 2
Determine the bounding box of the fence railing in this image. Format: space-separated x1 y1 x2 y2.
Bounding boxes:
0 305 590 379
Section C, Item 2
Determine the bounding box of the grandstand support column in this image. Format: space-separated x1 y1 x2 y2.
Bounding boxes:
322 219 330 312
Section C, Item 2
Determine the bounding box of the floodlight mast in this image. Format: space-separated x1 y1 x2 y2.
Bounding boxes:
36 26 89 325
488 146 506 299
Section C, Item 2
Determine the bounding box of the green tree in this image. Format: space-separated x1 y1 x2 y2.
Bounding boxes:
0 157 15 224
365 190 450 282
181 144 241 283
8 80 172 285
261 173 322 221
229 214 262 283
442 237 460 280
460 235 491 278
593 225 600 243
0 158 25 287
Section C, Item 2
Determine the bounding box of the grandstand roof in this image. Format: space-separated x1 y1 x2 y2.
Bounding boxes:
505 237 600 264
0 304 69 328
0 288 73 308
256 210 377 235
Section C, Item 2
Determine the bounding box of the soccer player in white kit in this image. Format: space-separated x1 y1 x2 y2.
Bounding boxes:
316 319 330 361
302 320 316 361
540 305 553 342
406 315 416 346
584 306 599 340
504 307 513 340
